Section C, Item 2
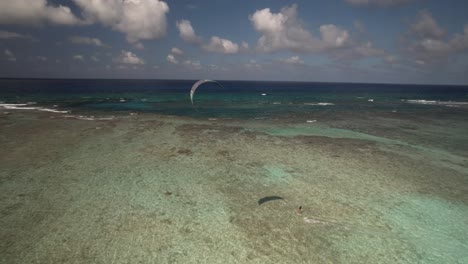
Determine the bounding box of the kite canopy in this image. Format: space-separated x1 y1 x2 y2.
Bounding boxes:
190 79 224 105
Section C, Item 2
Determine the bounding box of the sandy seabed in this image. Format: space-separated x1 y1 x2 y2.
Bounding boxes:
0 110 467 264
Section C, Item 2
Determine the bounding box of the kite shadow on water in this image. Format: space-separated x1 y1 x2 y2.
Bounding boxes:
258 196 284 205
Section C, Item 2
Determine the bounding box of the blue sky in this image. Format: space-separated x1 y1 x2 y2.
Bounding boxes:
1 0 468 84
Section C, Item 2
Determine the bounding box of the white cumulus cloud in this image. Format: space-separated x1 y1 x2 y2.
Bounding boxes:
249 4 320 53
0 0 82 25
73 0 169 44
176 20 202 44
166 54 179 64
73 55 84 61
354 42 384 57
183 60 202 70
171 47 184 55
0 0 170 45
245 59 262 70
281 56 305 65
203 36 240 54
69 36 106 47
176 19 242 55
403 10 468 63
410 10 446 39
249 4 384 61
320 25 351 48
117 50 144 65
415 59 425 65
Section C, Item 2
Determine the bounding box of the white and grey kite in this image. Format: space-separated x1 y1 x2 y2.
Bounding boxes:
190 79 224 105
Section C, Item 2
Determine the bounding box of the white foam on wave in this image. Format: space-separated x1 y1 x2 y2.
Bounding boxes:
304 102 334 106
37 108 70 113
406 99 468 107
2 106 38 110
406 99 437 104
0 103 70 113
439 101 468 105
63 115 114 121
0 103 29 107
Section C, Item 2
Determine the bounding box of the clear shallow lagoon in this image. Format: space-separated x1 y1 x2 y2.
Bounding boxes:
1 79 468 263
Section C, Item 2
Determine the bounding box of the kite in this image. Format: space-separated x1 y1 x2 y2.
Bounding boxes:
190 79 224 105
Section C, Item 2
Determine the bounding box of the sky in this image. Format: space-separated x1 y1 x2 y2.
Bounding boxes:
1 0 468 84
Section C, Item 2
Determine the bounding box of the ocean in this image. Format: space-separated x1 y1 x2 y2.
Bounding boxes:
1 79 467 263
1 79 468 118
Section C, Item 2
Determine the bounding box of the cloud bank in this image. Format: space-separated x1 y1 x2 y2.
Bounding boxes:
403 10 468 64
73 0 169 45
0 0 82 25
249 4 384 61
0 0 170 47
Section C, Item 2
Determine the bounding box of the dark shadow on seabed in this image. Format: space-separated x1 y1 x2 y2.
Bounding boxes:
258 196 284 205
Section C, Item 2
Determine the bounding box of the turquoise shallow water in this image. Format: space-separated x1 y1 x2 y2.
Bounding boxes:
1 79 468 263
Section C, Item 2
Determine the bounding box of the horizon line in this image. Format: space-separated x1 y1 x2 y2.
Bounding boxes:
1 77 467 87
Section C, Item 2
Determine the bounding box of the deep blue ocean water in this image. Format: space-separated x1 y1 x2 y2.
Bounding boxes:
1 79 468 118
